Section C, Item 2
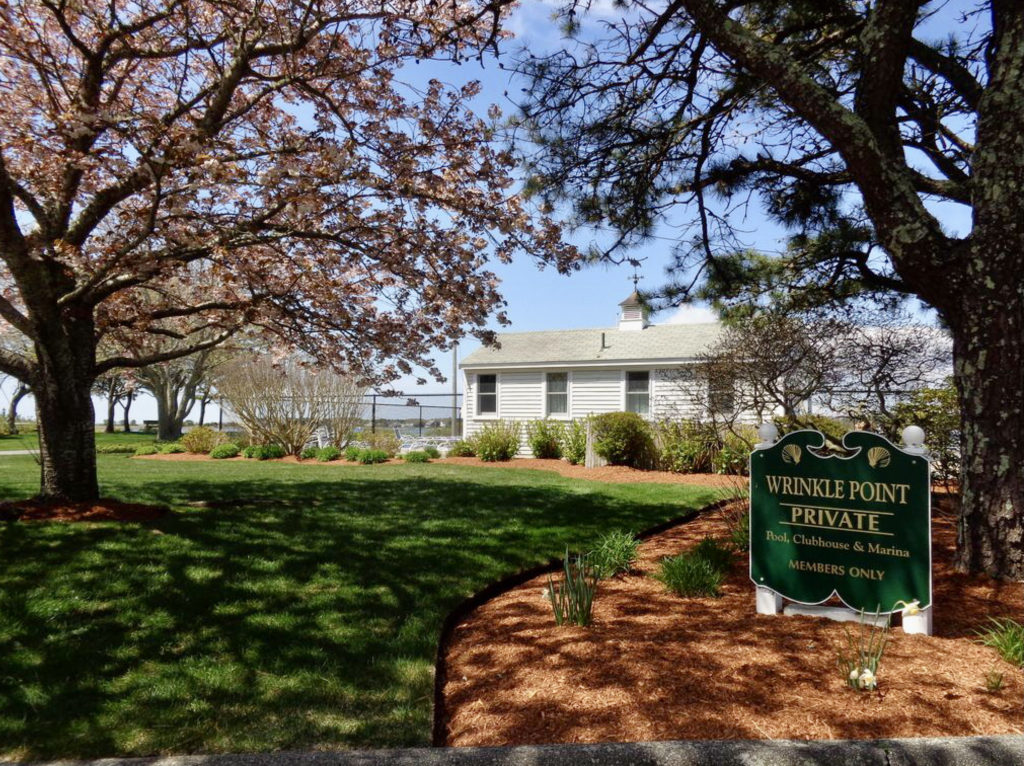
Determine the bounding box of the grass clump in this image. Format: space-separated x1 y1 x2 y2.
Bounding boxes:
655 538 733 597
133 445 158 456
300 446 320 460
344 445 362 461
96 443 140 454
423 445 441 459
317 446 342 462
244 444 287 460
977 618 1024 667
547 549 599 626
590 529 639 578
403 451 430 463
209 444 240 459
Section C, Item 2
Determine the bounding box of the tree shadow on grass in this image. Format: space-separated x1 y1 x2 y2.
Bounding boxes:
0 466 715 758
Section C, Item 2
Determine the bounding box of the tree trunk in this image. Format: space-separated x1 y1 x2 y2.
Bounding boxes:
948 285 1024 581
34 327 99 501
104 384 117 433
155 391 183 442
122 392 133 432
198 394 208 427
7 383 28 435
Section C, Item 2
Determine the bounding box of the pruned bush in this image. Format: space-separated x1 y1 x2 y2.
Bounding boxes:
133 445 158 456
344 445 362 462
364 431 401 457
561 419 587 465
591 412 655 468
475 420 521 462
317 446 342 462
158 442 186 454
358 448 389 464
590 530 639 578
655 538 733 597
527 419 563 459
216 356 366 454
246 444 287 460
300 446 320 460
403 450 430 463
181 426 226 454
448 440 475 457
210 444 240 459
423 445 441 459
656 419 719 473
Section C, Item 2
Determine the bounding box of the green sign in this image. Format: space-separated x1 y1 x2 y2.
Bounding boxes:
750 430 931 614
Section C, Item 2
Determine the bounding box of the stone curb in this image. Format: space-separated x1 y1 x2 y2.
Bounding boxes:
10 736 1024 766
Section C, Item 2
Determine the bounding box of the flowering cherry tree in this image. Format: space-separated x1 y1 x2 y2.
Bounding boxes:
0 0 573 500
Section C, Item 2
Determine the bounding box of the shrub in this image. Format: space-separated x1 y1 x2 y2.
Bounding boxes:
96 444 139 454
591 412 655 468
978 618 1024 667
561 419 587 465
475 420 521 462
655 554 725 598
358 448 390 464
527 419 563 459
133 445 158 456
317 446 342 462
890 379 960 483
589 530 639 578
181 426 226 454
158 442 186 454
210 444 240 459
344 445 362 462
246 444 287 460
447 440 476 457
712 429 755 476
423 445 441 459
300 446 320 460
364 431 401 457
403 450 430 463
656 419 719 473
546 549 599 627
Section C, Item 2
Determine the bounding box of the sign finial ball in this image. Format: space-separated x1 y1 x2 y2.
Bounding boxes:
757 422 779 446
902 425 925 449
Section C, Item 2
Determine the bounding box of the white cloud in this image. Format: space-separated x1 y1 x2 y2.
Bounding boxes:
660 304 719 325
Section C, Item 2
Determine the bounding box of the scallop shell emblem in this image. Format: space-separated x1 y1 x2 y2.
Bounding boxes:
867 447 891 469
781 444 802 465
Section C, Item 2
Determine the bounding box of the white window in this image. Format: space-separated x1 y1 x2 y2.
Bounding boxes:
546 372 568 415
626 371 650 415
477 374 497 414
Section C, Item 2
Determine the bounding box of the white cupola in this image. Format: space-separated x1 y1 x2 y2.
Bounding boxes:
618 291 650 331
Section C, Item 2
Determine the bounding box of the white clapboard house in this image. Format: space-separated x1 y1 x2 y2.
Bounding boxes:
460 293 732 454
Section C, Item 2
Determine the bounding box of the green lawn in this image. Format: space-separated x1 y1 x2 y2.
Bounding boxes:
0 430 157 452
0 456 717 759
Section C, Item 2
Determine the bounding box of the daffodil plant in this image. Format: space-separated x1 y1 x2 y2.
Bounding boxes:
838 607 890 691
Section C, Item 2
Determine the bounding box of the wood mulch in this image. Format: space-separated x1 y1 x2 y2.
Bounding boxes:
440 500 1023 746
0 497 169 523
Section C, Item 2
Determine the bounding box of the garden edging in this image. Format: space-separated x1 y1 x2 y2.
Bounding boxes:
430 498 734 747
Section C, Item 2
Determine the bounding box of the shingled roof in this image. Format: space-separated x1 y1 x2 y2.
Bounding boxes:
461 323 723 368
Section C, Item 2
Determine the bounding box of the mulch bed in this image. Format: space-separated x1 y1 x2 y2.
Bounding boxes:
0 497 169 523
440 500 1023 746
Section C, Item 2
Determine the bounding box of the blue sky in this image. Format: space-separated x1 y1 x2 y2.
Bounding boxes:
1 1 972 424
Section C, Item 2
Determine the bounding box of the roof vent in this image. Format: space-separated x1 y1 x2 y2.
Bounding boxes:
618 291 649 332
